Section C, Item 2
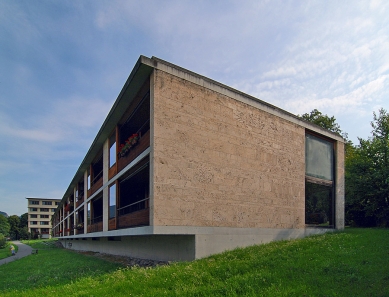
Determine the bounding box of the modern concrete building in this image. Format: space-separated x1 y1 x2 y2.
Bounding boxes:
27 197 60 239
53 55 345 261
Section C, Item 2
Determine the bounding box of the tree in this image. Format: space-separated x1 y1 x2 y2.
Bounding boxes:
300 109 344 137
19 226 30 240
8 215 20 240
346 108 389 227
19 213 28 228
0 215 10 236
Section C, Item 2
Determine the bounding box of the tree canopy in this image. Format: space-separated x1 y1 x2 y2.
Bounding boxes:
346 108 389 227
0 215 10 236
299 109 344 137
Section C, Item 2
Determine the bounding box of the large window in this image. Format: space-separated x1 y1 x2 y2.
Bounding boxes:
29 200 39 205
42 201 52 205
305 133 334 227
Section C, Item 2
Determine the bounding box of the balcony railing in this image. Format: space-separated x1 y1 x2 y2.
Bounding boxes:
117 198 149 229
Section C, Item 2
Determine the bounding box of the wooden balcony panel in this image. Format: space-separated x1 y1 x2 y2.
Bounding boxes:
76 229 84 235
76 198 84 208
87 221 103 233
108 165 117 180
108 218 116 230
89 177 103 196
117 208 149 229
117 129 150 172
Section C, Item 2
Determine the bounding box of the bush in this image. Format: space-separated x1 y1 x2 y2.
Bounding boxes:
0 233 6 249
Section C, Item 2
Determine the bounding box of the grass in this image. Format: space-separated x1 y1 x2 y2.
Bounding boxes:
0 240 123 292
0 228 388 296
0 242 19 260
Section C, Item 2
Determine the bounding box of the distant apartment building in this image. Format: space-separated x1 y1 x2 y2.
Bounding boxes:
52 56 345 261
27 198 60 239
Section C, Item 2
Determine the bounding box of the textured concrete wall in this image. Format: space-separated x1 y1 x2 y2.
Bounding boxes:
152 70 306 229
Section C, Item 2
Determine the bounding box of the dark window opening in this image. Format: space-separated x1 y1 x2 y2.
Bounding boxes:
91 194 103 224
118 161 149 216
305 182 334 227
119 92 150 148
91 153 103 186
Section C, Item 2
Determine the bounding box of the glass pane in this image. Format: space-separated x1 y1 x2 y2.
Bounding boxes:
305 181 333 227
87 202 91 224
110 141 116 167
305 134 333 181
109 185 116 218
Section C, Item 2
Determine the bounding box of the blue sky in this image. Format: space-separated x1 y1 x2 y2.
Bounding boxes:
1 0 388 216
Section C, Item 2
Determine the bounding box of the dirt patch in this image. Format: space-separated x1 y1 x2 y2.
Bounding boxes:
75 250 170 268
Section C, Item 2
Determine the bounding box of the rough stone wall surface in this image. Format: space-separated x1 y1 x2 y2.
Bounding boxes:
152 70 306 229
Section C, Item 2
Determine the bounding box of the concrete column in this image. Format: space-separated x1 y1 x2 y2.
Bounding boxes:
335 140 345 229
103 138 109 231
149 70 155 226
84 170 88 234
73 186 77 235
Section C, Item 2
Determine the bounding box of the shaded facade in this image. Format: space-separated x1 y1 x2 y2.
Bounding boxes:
53 56 345 261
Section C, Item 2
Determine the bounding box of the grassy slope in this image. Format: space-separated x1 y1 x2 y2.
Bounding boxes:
1 228 388 297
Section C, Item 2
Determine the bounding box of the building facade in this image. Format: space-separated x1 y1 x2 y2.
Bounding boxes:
27 197 60 239
53 56 345 261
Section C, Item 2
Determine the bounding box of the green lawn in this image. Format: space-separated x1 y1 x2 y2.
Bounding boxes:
0 242 19 260
1 228 388 296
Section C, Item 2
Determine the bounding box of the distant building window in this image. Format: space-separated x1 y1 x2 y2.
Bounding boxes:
40 215 49 218
30 214 37 218
30 208 38 212
40 208 49 212
51 209 55 212
29 201 39 205
31 221 38 225
40 221 49 225
42 201 52 205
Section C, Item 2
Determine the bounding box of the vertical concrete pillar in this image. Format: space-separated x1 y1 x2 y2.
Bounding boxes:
149 70 155 226
84 170 88 234
103 138 109 231
73 186 77 235
335 140 345 229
